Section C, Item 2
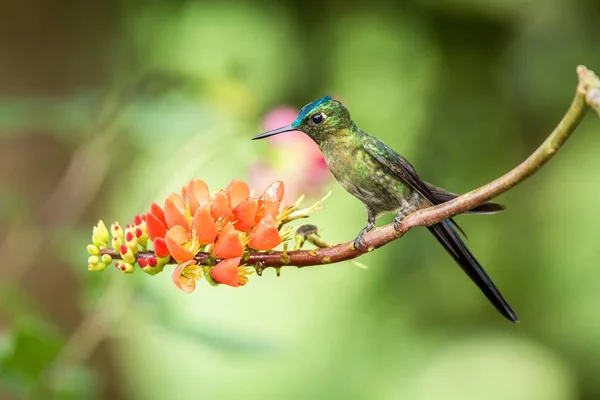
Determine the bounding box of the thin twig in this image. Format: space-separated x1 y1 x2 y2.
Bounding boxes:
101 66 599 269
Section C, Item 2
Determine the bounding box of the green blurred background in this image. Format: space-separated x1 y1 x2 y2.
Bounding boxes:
1 0 600 399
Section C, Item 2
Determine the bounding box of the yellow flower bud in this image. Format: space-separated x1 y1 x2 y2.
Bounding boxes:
87 244 100 256
119 245 136 264
96 220 110 243
125 228 138 254
112 236 123 252
88 262 107 272
111 222 124 241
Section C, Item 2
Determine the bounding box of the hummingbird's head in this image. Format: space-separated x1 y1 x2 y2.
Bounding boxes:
252 96 352 144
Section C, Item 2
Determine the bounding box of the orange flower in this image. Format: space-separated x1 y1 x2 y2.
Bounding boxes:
213 222 244 258
248 214 281 250
147 202 171 258
146 179 219 263
183 178 210 215
226 179 250 208
190 207 217 245
256 181 284 223
147 202 167 241
172 260 203 293
165 225 197 263
153 237 170 258
209 257 252 287
232 198 258 232
164 193 188 229
210 189 234 222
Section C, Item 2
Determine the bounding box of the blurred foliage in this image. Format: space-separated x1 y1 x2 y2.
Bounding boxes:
1 0 600 399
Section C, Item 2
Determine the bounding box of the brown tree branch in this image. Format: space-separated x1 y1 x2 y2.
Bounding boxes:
101 66 599 270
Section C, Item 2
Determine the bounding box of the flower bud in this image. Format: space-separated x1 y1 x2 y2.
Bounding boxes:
155 256 169 267
111 222 124 241
119 244 136 264
140 255 165 276
115 261 134 274
96 220 110 243
112 236 123 252
87 244 100 256
135 224 148 248
125 229 138 254
88 262 107 272
92 220 110 248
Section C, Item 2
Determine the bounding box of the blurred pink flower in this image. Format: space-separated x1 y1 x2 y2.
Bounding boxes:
250 106 331 204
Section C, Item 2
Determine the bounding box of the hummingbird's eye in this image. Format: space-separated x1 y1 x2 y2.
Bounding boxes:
311 113 325 124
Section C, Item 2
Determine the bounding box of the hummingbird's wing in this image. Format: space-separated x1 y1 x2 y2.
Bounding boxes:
362 135 518 322
362 136 469 233
362 135 503 213
363 136 471 235
361 136 446 207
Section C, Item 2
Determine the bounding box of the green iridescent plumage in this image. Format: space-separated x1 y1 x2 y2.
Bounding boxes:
253 96 518 323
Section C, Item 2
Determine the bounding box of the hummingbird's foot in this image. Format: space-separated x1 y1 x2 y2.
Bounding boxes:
353 209 377 253
393 212 406 233
353 224 375 253
353 234 370 253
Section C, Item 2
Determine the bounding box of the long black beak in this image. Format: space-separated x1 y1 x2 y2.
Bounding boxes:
252 124 296 140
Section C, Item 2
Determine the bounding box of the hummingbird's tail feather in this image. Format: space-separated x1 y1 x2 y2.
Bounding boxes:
427 221 519 323
424 183 505 214
467 203 505 214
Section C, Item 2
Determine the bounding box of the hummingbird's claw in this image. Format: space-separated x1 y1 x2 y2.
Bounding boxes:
354 216 376 253
353 235 370 253
393 212 406 233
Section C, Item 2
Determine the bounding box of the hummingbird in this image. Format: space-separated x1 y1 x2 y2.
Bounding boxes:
253 96 518 323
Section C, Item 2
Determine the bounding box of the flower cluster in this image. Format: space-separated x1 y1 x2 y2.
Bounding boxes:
146 178 284 291
88 178 312 294
147 179 283 262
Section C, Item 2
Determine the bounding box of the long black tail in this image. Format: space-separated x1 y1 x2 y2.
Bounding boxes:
427 220 519 323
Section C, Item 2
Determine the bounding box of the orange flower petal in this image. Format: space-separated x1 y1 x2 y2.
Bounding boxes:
146 212 167 241
226 179 250 208
191 207 218 245
219 221 235 235
210 257 242 287
172 260 201 293
181 184 188 203
164 196 189 230
150 202 167 226
167 193 186 213
210 190 234 222
248 214 281 250
186 179 210 216
256 181 284 222
165 225 195 263
213 230 244 259
153 237 170 258
232 198 258 232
